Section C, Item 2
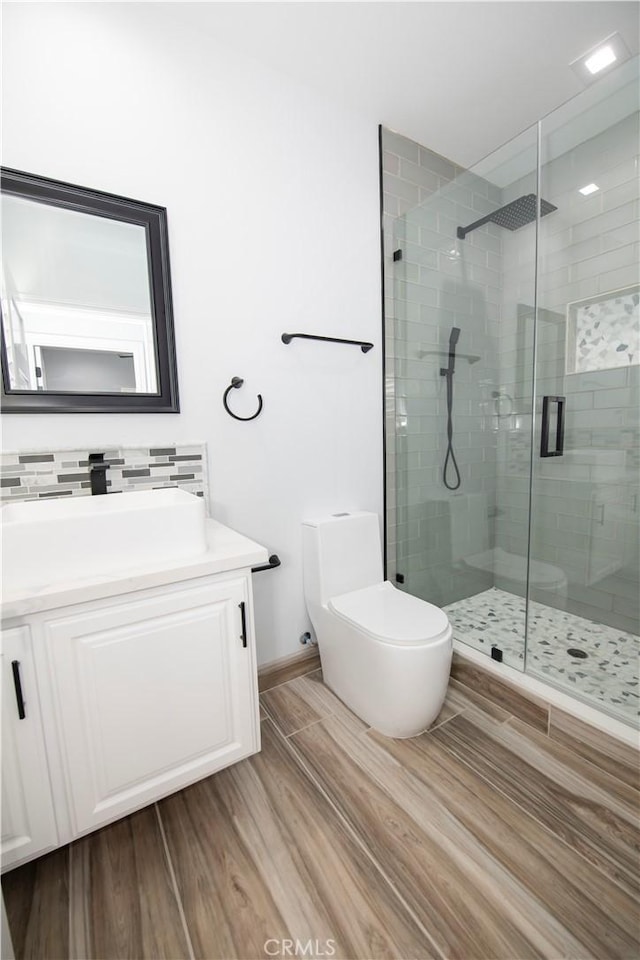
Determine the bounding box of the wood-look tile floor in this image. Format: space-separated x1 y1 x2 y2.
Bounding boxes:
3 668 639 960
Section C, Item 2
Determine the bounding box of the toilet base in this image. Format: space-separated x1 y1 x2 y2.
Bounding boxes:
312 606 452 739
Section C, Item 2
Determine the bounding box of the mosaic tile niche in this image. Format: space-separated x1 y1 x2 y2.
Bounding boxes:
0 444 209 508
567 285 640 375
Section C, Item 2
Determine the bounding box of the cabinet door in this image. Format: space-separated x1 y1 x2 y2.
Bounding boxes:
1 626 58 871
44 577 258 835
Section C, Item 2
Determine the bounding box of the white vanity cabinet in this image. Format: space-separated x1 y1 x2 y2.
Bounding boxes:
1 518 267 869
1 626 58 870
39 573 259 836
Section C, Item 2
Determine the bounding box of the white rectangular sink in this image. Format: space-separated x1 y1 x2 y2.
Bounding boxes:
2 489 208 592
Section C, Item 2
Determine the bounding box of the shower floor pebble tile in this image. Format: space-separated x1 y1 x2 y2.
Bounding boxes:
444 587 640 725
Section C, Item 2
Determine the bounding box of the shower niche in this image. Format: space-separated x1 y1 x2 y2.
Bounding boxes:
383 55 640 726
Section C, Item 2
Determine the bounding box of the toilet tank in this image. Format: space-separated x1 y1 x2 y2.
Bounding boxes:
302 512 384 606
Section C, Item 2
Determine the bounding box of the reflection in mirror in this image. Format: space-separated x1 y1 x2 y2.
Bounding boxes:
0 169 179 413
38 347 136 392
2 195 158 394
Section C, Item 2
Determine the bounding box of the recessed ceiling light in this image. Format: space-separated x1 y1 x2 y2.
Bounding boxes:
584 45 617 75
570 32 631 86
579 183 599 196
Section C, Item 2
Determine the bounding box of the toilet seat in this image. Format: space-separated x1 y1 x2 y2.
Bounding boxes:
329 581 450 646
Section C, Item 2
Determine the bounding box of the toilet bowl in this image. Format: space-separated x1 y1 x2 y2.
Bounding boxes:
302 512 452 738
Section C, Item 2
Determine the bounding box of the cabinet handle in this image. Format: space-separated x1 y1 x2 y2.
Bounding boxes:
11 660 26 719
239 602 247 648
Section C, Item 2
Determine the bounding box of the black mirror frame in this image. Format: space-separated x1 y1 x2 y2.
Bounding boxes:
0 168 180 413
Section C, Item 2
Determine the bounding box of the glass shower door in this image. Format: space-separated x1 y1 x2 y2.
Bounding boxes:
526 56 640 724
389 126 539 670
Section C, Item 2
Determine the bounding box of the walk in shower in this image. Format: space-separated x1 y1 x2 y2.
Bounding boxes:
384 55 639 725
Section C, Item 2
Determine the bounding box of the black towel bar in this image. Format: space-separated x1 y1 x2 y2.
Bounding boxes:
251 554 281 573
281 333 373 353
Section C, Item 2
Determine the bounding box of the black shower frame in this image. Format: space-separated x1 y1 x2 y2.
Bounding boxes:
378 126 393 579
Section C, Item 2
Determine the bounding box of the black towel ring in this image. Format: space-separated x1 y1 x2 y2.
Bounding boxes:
223 377 263 421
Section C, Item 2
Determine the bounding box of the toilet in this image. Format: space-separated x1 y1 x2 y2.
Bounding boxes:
302 512 452 738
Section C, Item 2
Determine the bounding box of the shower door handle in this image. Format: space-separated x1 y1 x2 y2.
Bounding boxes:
540 396 565 458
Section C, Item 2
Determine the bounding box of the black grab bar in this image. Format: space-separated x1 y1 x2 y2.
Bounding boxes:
251 554 281 573
281 333 373 353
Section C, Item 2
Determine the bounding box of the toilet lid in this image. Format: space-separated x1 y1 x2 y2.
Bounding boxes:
329 581 451 646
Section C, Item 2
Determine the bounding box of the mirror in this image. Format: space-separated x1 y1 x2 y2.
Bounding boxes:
1 168 179 413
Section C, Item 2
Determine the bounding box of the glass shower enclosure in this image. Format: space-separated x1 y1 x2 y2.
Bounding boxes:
387 56 639 726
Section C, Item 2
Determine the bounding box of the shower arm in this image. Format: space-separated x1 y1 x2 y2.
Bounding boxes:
456 212 496 240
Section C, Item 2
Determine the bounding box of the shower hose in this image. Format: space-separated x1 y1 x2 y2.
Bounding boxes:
442 370 461 491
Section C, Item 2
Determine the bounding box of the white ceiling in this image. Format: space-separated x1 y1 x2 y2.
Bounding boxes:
158 1 640 168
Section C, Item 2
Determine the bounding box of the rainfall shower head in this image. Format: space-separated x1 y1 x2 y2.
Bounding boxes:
457 194 557 240
490 194 557 230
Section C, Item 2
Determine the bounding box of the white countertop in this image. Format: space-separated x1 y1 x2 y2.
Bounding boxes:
1 519 268 621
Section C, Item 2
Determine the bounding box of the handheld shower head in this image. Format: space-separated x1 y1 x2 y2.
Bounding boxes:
441 327 463 491
441 327 462 378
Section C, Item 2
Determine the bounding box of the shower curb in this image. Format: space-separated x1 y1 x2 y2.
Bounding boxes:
452 642 638 756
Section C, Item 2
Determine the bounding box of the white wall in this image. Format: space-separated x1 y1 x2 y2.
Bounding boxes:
1 3 383 664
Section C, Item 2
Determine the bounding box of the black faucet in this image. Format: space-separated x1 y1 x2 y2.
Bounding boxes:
88 452 110 495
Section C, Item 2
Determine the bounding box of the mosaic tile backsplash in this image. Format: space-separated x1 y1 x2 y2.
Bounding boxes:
0 444 208 507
